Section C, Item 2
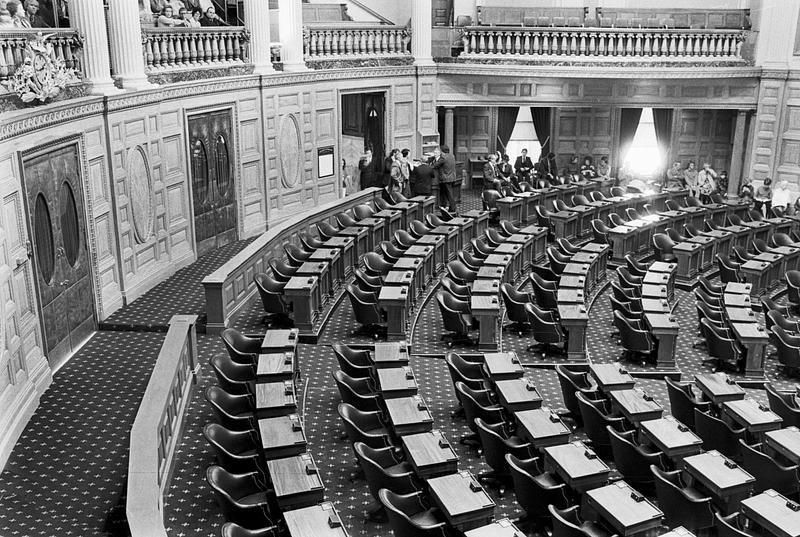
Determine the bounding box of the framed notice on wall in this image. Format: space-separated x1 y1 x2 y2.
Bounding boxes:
318 146 334 178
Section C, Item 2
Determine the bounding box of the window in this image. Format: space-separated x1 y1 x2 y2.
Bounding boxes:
34 193 55 283
59 182 80 267
505 107 541 163
623 108 662 177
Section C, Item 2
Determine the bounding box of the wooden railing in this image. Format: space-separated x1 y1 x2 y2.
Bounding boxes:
303 24 411 61
202 188 382 334
459 26 747 62
127 315 199 537
141 27 249 72
0 29 83 83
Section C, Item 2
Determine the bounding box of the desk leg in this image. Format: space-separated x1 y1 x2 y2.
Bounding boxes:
655 333 677 370
744 342 766 378
476 313 498 351
286 291 315 332
565 324 586 361
385 304 407 341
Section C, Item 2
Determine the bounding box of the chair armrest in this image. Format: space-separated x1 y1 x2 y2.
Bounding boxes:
694 401 712 413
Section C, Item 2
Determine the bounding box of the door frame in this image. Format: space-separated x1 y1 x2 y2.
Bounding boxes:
183 104 241 258
337 88 391 193
17 134 99 361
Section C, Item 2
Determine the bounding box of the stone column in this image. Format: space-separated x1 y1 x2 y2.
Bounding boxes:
278 0 307 71
444 107 455 149
729 110 750 196
70 0 118 94
411 0 434 65
244 0 274 75
107 0 154 90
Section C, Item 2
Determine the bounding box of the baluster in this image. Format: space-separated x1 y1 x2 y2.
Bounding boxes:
504 31 510 54
335 29 343 56
381 30 389 54
693 35 701 57
235 32 243 61
317 30 325 57
523 33 530 55
326 30 333 56
486 32 494 54
708 35 717 57
540 33 547 55
203 33 212 63
466 31 474 54
634 33 642 56
558 32 566 55
173 34 184 65
617 34 626 56
579 32 586 55
356 29 364 55
387 30 395 54
625 33 633 56
226 33 234 61
514 32 521 54
588 33 596 55
186 33 196 64
597 33 606 56
703 34 711 56
569 31 577 56
475 32 483 54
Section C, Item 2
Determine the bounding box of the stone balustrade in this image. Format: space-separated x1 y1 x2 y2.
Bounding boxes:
303 23 411 61
459 26 747 62
0 29 83 83
141 27 250 72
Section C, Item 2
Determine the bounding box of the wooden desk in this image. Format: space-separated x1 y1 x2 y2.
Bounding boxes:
643 271 674 303
376 366 419 399
337 226 370 265
258 414 307 459
371 342 409 369
644 313 680 369
581 242 610 275
385 270 416 304
702 229 733 259
461 209 490 240
774 245 800 273
765 426 800 465
284 502 349 537
694 373 746 405
392 201 420 229
563 262 591 279
261 328 300 353
725 282 753 295
494 243 523 279
415 234 446 275
267 452 325 510
725 307 757 323
740 489 800 537
686 235 715 272
497 196 523 226
585 481 663 537
296 261 333 303
379 285 411 341
349 216 385 254
284 276 320 332
544 440 611 492
722 398 783 434
373 209 403 242
682 450 755 514
471 295 500 351
505 234 535 272
641 298 671 313
493 378 543 412
724 293 752 308
484 253 514 284
401 430 459 479
256 380 297 418
681 206 709 230
551 210 579 240
557 288 585 305
256 351 295 383
445 217 475 254
639 416 703 461
730 322 770 378
471 278 500 296
674 242 702 282
409 195 436 221
482 352 524 380
516 407 571 448
590 363 636 392
609 389 664 425
384 395 434 436
558 303 588 362
659 527 696 537
608 225 637 261
587 199 614 225
741 259 771 300
465 518 524 537
559 274 589 296
430 225 460 262
428 471 496 532
309 248 343 287
323 235 357 277
514 192 540 225
570 204 597 239
405 245 436 284
743 219 772 243
476 265 504 283
756 251 784 287
395 257 424 299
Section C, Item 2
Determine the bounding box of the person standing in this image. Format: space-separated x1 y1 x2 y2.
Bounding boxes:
410 157 434 196
383 148 398 188
514 148 533 183
697 162 718 204
483 154 499 191
683 161 699 198
433 145 458 213
399 149 411 196
754 178 773 216
358 149 378 189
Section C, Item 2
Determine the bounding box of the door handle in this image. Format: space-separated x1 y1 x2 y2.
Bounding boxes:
60 279 70 287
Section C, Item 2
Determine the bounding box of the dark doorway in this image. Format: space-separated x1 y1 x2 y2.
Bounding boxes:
22 142 96 370
188 109 238 257
342 92 386 188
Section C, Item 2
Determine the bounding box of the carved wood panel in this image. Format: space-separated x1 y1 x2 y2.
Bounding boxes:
674 109 735 173
553 107 614 171
453 107 494 163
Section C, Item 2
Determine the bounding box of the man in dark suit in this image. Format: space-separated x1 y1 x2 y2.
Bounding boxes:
483 154 499 190
514 148 534 182
410 157 435 196
433 145 458 213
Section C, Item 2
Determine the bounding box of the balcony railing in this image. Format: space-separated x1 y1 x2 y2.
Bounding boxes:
141 27 249 72
459 26 747 62
0 29 83 83
303 23 411 61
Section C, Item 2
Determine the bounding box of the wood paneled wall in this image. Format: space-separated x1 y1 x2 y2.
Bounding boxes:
672 109 735 172
552 107 615 171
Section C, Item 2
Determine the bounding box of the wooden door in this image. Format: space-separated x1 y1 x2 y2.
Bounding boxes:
23 143 95 369
189 109 238 257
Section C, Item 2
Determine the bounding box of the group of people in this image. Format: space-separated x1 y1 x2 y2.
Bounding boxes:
139 0 228 28
740 177 799 216
665 161 729 203
0 0 46 28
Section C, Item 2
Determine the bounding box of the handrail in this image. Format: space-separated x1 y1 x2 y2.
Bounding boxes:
0 28 83 83
127 315 199 537
141 26 250 72
303 24 411 60
203 188 382 334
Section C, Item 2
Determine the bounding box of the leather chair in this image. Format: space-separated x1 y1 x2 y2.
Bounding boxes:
363 252 393 277
608 426 664 491
701 318 744 372
613 310 655 362
625 207 642 222
555 365 601 425
624 254 649 277
771 232 794 247
268 258 296 283
441 277 470 302
748 209 764 222
697 275 723 297
611 296 644 332
394 230 416 249
440 207 457 220
333 370 382 414
705 219 721 232
611 282 642 312
457 250 482 272
694 408 745 460
715 511 761 537
666 227 686 244
765 382 800 427
332 344 374 380
205 385 256 432
210 354 255 396
380 241 406 264
390 191 410 204
546 247 569 275
204 423 265 476
608 213 627 228
501 283 532 335
665 377 710 430
220 523 278 537
762 296 791 317
772 206 786 217
525 303 566 356
475 418 534 496
617 266 643 293
554 199 573 213
773 325 800 376
535 205 554 237
354 442 418 520
549 505 613 537
436 291 476 347
337 403 394 451
591 219 610 245
728 214 745 227
445 352 489 418
482 188 503 216
446 260 477 286
753 238 774 255
506 454 570 525
695 287 723 309
498 220 522 237
575 391 628 457
531 263 559 283
556 237 581 256
354 268 381 298
353 203 375 220
425 213 447 228
766 310 800 334
284 243 311 267
253 273 293 328
346 284 387 338
652 233 677 263
787 270 800 311
470 238 494 259
485 228 506 248
335 211 358 229
529 273 558 311
221 328 261 365
732 245 754 265
378 489 448 537
611 186 626 197
299 232 325 251
315 221 340 241
455 381 505 446
206 465 277 530
650 465 714 533
717 254 742 284
684 223 701 237
739 439 800 496
408 220 432 240
590 190 606 202
572 194 592 206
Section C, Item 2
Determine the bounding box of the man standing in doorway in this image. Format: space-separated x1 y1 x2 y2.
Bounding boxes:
433 145 458 214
